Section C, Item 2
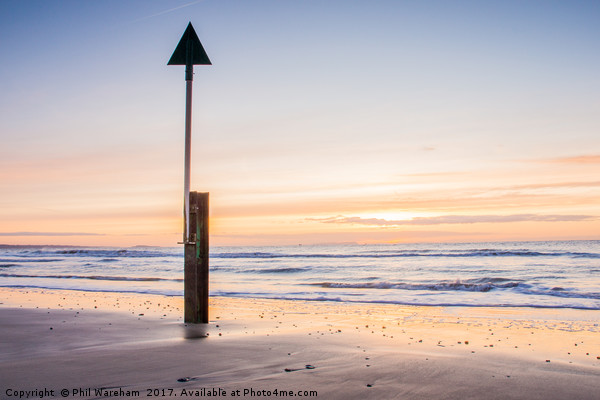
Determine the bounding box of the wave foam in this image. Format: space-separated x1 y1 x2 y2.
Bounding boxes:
0 273 183 282
311 279 520 292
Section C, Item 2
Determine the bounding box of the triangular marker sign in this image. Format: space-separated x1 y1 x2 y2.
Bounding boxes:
168 22 211 66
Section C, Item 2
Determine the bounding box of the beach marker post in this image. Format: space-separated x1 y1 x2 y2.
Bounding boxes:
168 22 211 323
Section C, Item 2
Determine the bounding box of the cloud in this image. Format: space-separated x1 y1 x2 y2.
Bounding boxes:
546 155 600 164
309 214 597 226
0 232 105 237
507 181 600 190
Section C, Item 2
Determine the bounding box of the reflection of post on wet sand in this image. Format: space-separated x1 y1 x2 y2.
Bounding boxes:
183 323 209 340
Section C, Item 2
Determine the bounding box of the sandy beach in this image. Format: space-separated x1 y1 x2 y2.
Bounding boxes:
1 288 599 400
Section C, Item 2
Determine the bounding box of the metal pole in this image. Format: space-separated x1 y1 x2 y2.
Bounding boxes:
184 79 192 243
183 41 194 243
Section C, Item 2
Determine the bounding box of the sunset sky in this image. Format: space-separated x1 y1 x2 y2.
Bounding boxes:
1 0 599 246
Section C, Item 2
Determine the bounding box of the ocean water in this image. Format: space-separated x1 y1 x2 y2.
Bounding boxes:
1 241 599 310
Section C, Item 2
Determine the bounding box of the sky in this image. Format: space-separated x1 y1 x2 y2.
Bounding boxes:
0 0 599 247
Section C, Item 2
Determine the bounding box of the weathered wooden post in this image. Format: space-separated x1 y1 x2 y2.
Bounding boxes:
184 192 209 323
168 23 211 323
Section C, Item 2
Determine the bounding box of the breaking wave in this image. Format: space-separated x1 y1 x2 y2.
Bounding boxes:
0 273 183 282
311 278 521 292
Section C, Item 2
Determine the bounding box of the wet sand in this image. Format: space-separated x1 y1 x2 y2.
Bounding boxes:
1 288 599 399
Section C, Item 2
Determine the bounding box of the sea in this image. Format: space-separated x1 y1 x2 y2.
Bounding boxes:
1 240 599 310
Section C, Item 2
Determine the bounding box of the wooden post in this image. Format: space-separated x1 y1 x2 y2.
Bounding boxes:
184 191 209 323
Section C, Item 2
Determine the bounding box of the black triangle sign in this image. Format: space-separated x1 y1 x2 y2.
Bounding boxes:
168 22 211 66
